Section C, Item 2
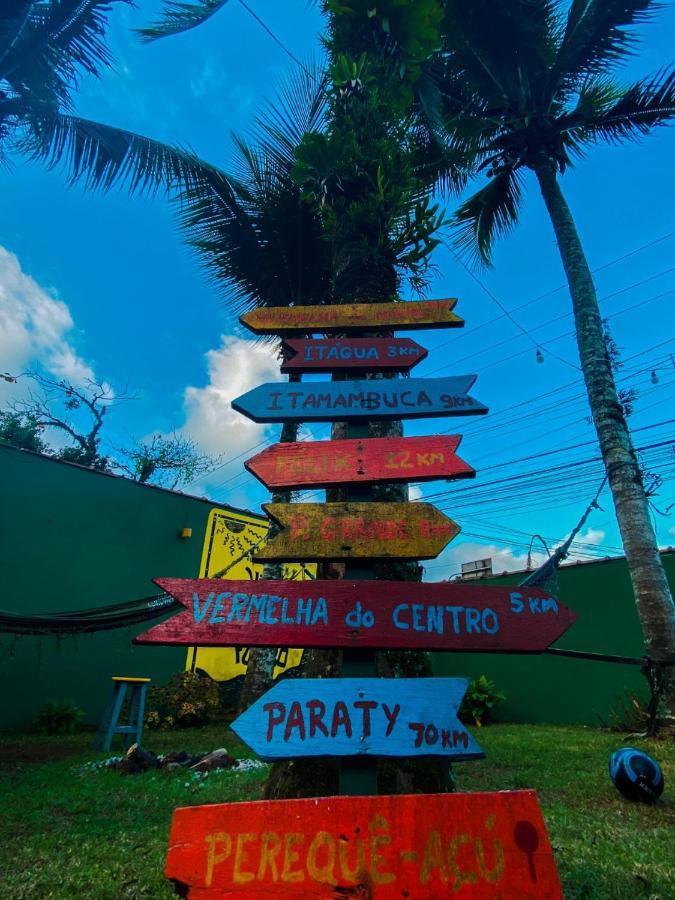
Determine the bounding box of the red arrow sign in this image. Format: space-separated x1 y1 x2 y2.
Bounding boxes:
246 435 474 490
135 578 576 653
245 436 474 490
165 791 563 898
280 337 427 373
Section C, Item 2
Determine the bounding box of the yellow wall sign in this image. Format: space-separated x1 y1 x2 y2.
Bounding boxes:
185 507 313 682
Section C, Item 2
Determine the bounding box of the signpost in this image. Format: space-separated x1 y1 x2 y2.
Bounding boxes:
280 337 428 373
136 577 576 653
245 435 475 490
231 375 488 423
139 295 566 897
165 791 563 898
230 677 483 761
240 298 463 334
256 502 460 561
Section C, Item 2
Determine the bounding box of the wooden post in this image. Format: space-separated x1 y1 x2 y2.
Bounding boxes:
339 419 378 796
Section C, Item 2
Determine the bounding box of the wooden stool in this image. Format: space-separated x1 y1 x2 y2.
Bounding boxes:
95 677 151 752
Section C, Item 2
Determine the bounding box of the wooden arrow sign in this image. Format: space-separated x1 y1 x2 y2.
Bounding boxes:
256 502 459 561
245 435 475 490
240 298 463 335
280 337 428 373
165 790 563 898
135 578 577 653
231 376 487 424
230 677 483 761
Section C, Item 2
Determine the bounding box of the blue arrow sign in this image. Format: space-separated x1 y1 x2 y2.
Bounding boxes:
230 678 483 761
231 376 487 423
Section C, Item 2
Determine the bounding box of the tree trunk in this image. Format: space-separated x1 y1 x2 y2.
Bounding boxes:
535 162 675 715
237 376 300 716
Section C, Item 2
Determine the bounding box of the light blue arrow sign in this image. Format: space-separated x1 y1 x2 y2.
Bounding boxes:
230 677 483 761
231 376 487 423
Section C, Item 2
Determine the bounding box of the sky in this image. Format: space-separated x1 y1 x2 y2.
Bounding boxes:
1 0 674 580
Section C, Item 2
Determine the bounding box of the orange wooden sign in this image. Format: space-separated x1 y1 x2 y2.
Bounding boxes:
240 299 463 335
165 790 562 898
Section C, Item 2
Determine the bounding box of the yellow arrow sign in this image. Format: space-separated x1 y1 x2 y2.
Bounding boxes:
240 299 463 335
256 502 460 561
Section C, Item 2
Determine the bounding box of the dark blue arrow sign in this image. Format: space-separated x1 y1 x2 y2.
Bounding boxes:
231 376 488 423
230 677 483 761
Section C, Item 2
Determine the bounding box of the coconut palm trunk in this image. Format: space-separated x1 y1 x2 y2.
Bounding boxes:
535 162 675 711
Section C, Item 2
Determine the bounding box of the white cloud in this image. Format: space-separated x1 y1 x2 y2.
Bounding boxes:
425 526 610 582
554 526 608 562
0 245 94 398
669 526 675 537
427 540 546 583
408 484 423 501
181 334 282 465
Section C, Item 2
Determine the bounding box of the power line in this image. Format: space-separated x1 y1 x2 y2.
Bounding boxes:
426 278 675 377
447 247 580 371
237 0 317 80
428 229 675 358
419 429 675 504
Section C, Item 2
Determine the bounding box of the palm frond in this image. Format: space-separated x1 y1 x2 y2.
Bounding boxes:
0 1 35 68
576 66 675 143
23 109 222 194
453 166 524 264
553 0 661 84
177 164 329 312
441 0 560 107
253 60 327 170
137 0 230 44
174 63 331 313
1 0 131 106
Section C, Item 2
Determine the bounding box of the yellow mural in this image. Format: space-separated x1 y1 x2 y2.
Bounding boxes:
185 507 314 681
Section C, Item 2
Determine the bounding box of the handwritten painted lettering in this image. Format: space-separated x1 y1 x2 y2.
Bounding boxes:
240 299 464 335
231 377 487 424
136 578 577 653
166 792 563 898
245 436 474 490
230 678 483 760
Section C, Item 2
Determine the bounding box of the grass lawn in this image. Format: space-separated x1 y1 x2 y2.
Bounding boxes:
0 723 673 898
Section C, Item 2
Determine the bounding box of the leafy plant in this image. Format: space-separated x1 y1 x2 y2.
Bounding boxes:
145 672 222 729
459 675 505 727
33 699 84 735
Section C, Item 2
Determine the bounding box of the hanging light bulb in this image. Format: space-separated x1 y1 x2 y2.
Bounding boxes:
651 370 659 384
536 348 544 364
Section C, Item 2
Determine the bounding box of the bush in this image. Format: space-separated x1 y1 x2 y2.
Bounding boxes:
33 699 84 734
459 675 505 727
145 671 222 729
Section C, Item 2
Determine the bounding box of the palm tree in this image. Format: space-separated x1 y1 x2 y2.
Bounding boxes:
0 0 219 196
425 0 675 714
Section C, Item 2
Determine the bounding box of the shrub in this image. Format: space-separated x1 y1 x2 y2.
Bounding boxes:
33 699 84 734
459 675 505 727
145 671 222 729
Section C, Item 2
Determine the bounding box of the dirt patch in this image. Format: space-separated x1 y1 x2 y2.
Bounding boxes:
0 738 84 766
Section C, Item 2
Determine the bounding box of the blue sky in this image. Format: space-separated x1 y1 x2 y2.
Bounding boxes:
1 1 674 578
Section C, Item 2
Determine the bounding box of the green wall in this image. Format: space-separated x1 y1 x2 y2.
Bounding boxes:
433 552 675 725
0 445 263 730
2 443 672 729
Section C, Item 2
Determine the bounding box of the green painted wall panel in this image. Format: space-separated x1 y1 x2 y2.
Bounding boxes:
432 553 675 725
0 445 263 730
